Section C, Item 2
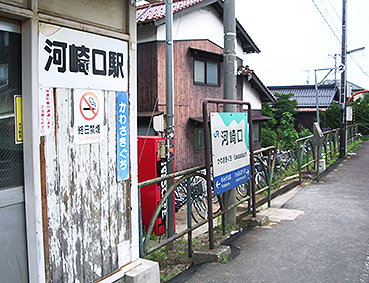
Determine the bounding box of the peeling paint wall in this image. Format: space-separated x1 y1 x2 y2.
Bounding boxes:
43 88 130 282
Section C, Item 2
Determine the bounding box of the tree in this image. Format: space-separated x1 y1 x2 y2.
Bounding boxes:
273 92 298 127
261 102 277 147
353 95 369 136
261 92 313 149
277 112 299 149
323 103 340 130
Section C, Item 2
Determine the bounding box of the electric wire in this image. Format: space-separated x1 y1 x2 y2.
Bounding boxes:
349 54 369 78
311 0 341 43
318 0 341 38
313 0 369 81
326 0 341 21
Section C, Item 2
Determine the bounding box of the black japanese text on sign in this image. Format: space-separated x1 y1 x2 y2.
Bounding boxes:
44 39 124 78
39 24 128 91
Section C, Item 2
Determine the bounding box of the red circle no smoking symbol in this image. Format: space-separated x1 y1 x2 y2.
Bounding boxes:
80 92 99 121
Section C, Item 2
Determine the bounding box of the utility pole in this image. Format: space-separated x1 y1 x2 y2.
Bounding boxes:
339 0 347 158
223 0 237 225
165 0 175 238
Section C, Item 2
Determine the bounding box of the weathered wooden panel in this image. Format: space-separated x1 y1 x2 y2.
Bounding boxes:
137 42 159 112
44 88 129 282
0 0 27 8
38 0 127 31
157 42 167 108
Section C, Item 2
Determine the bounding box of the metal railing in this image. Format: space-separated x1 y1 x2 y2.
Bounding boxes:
139 125 360 257
295 126 358 184
138 147 276 257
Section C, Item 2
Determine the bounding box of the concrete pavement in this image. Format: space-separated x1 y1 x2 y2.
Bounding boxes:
169 141 369 283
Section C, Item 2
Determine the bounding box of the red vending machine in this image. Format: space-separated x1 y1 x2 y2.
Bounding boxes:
138 136 175 236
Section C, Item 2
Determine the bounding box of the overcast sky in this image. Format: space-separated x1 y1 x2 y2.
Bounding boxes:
235 0 369 90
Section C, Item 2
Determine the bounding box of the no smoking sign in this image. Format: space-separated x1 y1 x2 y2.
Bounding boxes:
74 89 104 144
80 92 99 121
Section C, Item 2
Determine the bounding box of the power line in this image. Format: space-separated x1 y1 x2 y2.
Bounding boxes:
313 0 369 80
349 54 369 78
326 0 341 21
311 0 341 43
319 0 341 37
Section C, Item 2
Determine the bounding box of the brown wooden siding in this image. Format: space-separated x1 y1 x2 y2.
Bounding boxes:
138 40 244 171
137 42 159 112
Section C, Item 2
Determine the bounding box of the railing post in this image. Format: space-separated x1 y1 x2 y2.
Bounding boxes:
138 185 144 258
296 140 302 185
186 178 192 258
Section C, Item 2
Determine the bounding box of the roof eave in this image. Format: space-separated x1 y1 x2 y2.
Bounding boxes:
247 73 276 103
236 19 260 54
137 0 260 54
153 0 218 26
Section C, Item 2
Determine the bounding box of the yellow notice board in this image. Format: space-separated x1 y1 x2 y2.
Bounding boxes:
14 95 23 144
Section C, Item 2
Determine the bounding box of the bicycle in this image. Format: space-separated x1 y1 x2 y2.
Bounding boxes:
174 172 220 223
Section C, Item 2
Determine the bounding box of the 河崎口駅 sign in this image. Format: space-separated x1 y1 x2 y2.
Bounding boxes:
39 23 128 91
210 112 250 195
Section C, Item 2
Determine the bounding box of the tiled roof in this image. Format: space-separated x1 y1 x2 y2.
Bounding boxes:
136 0 260 54
137 0 204 24
268 84 338 108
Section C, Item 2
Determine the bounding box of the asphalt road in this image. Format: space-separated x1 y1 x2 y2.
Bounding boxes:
169 141 369 283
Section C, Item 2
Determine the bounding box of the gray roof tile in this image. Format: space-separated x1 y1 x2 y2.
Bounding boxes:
268 84 338 108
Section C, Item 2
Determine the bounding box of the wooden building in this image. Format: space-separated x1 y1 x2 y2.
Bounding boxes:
137 0 276 172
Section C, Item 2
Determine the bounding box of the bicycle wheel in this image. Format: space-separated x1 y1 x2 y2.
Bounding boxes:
236 179 250 200
255 172 268 190
191 197 207 223
190 172 221 215
174 180 188 213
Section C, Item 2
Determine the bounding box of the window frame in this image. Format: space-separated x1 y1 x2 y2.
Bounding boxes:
252 122 261 142
193 58 220 86
194 127 205 150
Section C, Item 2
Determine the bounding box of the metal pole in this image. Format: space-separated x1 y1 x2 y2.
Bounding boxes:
314 69 320 125
339 0 347 157
223 0 237 225
334 54 338 86
314 67 333 126
203 99 215 250
165 0 175 238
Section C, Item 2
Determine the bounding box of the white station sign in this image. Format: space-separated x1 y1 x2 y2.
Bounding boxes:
210 112 251 195
39 23 128 91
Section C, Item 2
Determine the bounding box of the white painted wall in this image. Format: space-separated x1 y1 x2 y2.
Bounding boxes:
138 6 245 58
157 8 224 45
243 77 262 110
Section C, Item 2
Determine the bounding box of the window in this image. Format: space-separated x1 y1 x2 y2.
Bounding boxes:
0 24 23 189
194 59 219 86
206 62 218 85
194 127 212 150
252 123 261 142
194 127 205 150
194 60 205 84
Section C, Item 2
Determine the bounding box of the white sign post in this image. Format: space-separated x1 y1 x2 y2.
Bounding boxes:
210 112 250 195
74 89 104 144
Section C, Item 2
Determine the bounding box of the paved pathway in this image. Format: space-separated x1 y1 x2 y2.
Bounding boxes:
170 141 369 283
